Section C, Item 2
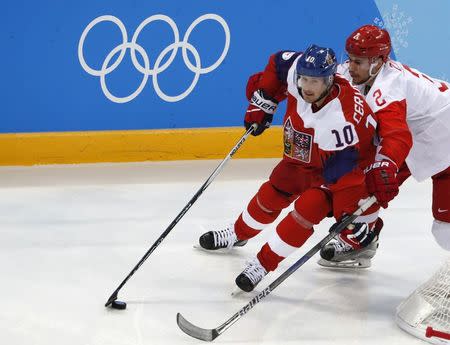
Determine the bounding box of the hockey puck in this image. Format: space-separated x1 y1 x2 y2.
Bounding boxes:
111 300 127 310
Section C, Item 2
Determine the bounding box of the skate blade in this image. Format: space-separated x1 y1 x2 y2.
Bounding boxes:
231 287 245 297
317 258 371 269
192 244 232 251
193 244 242 253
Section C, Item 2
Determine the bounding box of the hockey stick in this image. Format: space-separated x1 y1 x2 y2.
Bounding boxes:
176 195 377 341
105 124 258 307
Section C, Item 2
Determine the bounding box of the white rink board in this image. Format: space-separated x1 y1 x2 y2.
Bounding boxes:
0 159 445 345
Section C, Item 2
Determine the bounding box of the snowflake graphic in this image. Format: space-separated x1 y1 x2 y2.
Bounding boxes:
373 3 413 55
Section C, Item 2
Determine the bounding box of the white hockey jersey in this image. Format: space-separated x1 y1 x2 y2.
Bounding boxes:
338 60 450 181
286 56 361 152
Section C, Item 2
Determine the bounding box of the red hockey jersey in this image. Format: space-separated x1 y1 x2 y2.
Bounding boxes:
256 51 378 194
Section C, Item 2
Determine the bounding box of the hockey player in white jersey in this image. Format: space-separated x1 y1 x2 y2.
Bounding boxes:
319 24 450 268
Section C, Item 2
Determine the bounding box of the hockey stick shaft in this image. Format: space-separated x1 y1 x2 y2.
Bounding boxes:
177 196 377 341
105 124 257 307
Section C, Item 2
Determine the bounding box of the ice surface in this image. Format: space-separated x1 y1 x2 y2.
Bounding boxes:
0 159 443 344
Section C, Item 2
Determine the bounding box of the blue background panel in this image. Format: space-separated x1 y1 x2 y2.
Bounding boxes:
4 1 447 133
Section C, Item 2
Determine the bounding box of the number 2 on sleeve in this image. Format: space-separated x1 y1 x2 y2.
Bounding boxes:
373 89 386 106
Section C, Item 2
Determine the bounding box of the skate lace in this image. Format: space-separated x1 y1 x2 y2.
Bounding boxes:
242 258 267 285
213 226 237 249
333 238 353 253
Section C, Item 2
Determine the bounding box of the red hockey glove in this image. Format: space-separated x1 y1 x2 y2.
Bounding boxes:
338 217 383 250
244 89 278 136
365 160 399 208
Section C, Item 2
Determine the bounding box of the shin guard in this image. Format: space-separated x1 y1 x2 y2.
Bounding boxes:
235 181 294 240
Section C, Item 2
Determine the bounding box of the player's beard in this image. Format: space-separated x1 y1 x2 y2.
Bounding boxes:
350 72 370 85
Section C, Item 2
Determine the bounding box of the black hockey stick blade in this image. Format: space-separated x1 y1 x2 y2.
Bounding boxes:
177 313 219 342
105 292 118 307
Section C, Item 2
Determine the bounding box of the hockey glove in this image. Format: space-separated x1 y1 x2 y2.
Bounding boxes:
244 89 278 136
365 160 399 208
338 217 383 250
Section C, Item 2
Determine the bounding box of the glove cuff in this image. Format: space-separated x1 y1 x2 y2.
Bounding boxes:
250 89 278 115
364 159 398 174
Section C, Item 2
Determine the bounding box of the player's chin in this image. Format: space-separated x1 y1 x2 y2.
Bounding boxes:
302 94 316 103
350 75 364 85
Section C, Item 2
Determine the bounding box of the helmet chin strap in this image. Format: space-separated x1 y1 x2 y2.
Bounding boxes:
359 59 384 86
313 76 334 104
312 86 332 104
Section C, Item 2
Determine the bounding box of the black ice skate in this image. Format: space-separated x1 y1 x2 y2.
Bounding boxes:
198 225 247 250
318 236 379 268
235 257 268 292
318 218 383 269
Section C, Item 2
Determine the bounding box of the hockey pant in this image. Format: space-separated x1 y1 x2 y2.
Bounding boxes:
234 159 319 240
255 186 380 272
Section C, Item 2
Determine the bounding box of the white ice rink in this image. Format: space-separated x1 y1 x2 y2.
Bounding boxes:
1 159 446 345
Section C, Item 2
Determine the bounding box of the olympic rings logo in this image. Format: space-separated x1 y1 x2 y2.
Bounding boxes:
78 14 230 103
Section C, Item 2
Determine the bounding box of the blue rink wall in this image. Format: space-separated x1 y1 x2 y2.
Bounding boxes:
2 1 450 164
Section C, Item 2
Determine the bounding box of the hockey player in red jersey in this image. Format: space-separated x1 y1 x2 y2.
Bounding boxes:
198 44 381 292
318 25 450 268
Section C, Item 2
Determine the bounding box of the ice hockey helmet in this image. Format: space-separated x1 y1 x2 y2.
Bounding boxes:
346 25 391 61
296 44 337 78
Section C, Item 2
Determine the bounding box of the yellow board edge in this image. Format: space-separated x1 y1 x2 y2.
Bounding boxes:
0 126 284 166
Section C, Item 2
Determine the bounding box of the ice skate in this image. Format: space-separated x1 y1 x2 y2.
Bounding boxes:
318 236 379 268
235 257 268 292
198 224 247 250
